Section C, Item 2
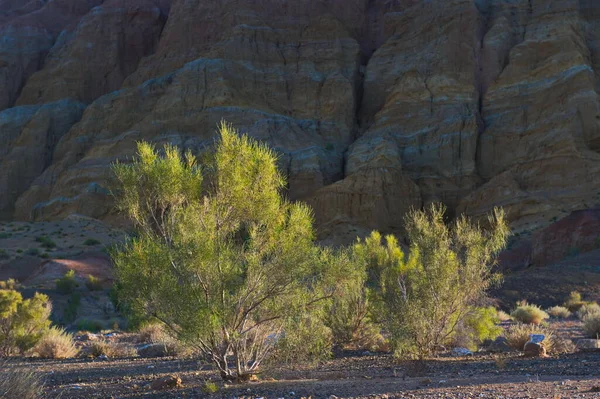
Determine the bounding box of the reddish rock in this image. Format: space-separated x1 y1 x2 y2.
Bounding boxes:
532 210 600 266
523 341 547 357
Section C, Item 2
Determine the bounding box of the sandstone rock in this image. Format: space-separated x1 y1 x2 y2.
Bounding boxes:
150 375 182 390
523 341 547 357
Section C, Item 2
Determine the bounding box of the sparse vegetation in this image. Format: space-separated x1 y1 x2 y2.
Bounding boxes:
83 238 101 246
85 275 103 291
56 270 77 295
32 326 78 359
0 249 10 260
35 236 56 249
111 123 359 381
564 291 588 312
582 313 600 338
25 248 40 256
546 306 571 319
89 341 136 358
201 380 219 394
576 303 600 320
0 289 51 356
76 319 104 333
354 204 509 359
510 302 549 325
63 292 81 323
505 324 554 352
0 361 44 399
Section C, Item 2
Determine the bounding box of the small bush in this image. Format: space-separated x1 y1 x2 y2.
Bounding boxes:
0 249 9 260
456 306 503 351
137 322 169 344
576 303 600 320
0 232 12 239
25 248 40 256
497 310 512 322
89 341 136 358
0 279 18 290
0 362 44 399
33 327 78 359
201 380 219 394
63 292 81 323
76 319 104 333
511 302 549 325
505 324 554 353
85 275 103 291
546 306 572 319
564 291 587 312
83 238 101 246
56 270 77 295
583 314 600 338
35 236 56 249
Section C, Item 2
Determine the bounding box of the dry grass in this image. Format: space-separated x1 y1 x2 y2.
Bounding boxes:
137 322 170 344
576 303 600 320
546 306 572 319
582 314 600 338
0 362 44 399
33 327 79 359
89 341 137 358
511 302 549 325
497 310 512 322
505 324 554 353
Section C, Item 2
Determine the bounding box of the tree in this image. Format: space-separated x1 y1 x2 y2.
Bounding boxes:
111 122 353 381
354 204 509 359
0 288 52 356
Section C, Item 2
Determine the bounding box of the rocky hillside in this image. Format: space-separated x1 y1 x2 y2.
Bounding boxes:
2 0 600 244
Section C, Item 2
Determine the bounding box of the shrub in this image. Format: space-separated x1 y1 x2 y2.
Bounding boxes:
89 341 136 358
353 204 509 359
0 279 18 290
111 124 358 381
511 302 549 325
85 275 103 291
0 250 9 260
0 362 44 399
546 306 572 319
35 236 56 249
583 313 600 338
33 327 78 359
456 306 503 351
137 322 169 344
564 291 587 312
56 270 77 295
201 380 219 394
24 248 40 256
63 292 81 323
0 291 51 356
83 238 101 246
0 232 12 239
497 310 512 322
76 319 104 333
576 303 600 320
505 324 554 352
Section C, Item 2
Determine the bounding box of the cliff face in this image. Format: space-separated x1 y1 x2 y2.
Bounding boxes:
2 0 600 243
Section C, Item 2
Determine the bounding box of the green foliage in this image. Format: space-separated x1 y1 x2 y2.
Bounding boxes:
83 238 101 246
85 275 103 291
458 306 502 351
0 232 11 239
564 291 588 312
56 270 77 295
201 380 219 394
576 302 600 320
25 248 40 256
76 319 104 333
111 122 357 381
0 280 18 290
354 204 509 359
0 290 51 356
511 302 549 325
546 306 572 319
35 236 56 249
63 292 81 323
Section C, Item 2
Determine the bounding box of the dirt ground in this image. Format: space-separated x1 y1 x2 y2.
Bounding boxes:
2 349 598 399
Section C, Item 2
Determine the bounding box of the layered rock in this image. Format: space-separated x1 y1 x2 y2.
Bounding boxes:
1 0 600 245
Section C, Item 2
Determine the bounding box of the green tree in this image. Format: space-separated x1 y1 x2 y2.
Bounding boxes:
111 122 353 381
355 204 509 359
0 289 52 356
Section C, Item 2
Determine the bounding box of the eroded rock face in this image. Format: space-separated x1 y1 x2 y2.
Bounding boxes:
2 0 600 244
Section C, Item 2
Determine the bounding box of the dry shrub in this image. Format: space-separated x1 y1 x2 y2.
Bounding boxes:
89 341 137 358
136 322 169 344
511 302 549 325
136 322 191 358
0 362 44 399
497 310 512 322
33 327 78 359
583 313 600 338
576 303 600 320
546 306 571 319
505 324 554 352
551 336 577 354
564 291 588 312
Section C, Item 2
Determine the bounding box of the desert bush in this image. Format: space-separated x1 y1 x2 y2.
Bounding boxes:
546 306 571 319
497 310 512 322
56 270 77 295
33 327 78 359
35 236 56 249
455 306 503 350
137 322 169 344
89 341 136 358
83 238 101 246
201 380 219 394
576 302 600 320
0 290 51 356
582 313 600 338
111 123 358 381
85 275 103 291
564 291 588 312
552 336 577 354
0 249 9 260
511 302 549 325
505 324 554 352
0 361 44 399
63 292 81 323
76 319 104 332
25 248 40 256
0 279 19 290
354 204 509 359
